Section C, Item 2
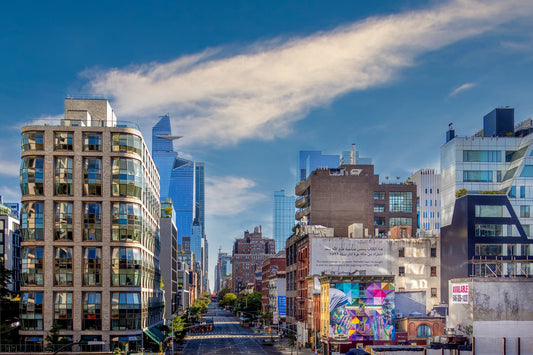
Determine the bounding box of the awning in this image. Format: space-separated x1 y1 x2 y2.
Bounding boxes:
144 326 166 344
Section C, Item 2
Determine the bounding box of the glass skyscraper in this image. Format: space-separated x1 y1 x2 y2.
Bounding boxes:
298 150 340 182
273 190 296 252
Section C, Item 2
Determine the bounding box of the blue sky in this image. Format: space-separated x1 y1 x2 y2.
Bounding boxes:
2 0 533 290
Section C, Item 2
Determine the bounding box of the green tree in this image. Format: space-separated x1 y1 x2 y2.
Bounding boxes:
220 292 237 309
0 260 13 299
44 323 70 351
171 314 189 344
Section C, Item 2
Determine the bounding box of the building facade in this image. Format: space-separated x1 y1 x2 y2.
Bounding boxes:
295 164 417 238
215 250 232 293
160 201 178 321
298 150 340 182
273 190 296 253
232 226 275 293
411 169 441 236
0 202 21 293
19 99 163 351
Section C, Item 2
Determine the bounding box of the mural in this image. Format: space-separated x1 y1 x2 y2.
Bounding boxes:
329 282 395 341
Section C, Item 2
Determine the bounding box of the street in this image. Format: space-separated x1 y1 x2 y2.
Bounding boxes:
181 303 306 355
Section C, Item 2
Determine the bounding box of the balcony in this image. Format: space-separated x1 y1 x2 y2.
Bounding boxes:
295 207 310 221
295 196 309 209
295 180 309 196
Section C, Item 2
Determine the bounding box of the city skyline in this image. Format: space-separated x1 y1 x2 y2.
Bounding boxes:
2 0 533 290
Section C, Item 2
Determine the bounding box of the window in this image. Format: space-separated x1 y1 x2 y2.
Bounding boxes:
20 292 43 330
374 217 385 226
417 324 432 338
83 248 101 286
373 191 385 200
55 157 73 195
374 204 385 213
112 133 142 155
521 186 526 198
83 203 102 241
112 203 142 242
398 266 405 276
506 146 528 162
20 157 44 195
55 132 73 150
475 205 510 218
497 171 502 182
523 225 530 237
21 132 44 151
475 244 503 256
83 133 102 151
54 293 73 330
55 202 73 240
111 292 141 330
431 288 437 298
475 224 519 237
83 158 102 196
390 217 412 227
111 248 141 286
83 293 101 330
431 266 437 277
389 191 412 213
463 150 501 162
398 248 405 257
463 170 492 182
503 167 518 182
508 186 516 198
521 206 530 218
111 158 142 197
21 202 44 241
431 248 437 258
55 247 73 286
21 247 43 285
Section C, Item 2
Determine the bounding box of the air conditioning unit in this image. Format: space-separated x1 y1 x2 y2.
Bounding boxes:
396 313 404 319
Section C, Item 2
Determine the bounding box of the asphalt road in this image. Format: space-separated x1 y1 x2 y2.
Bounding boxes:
182 303 282 355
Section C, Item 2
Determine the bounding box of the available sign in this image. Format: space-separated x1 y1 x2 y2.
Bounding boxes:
273 311 279 324
278 296 286 317
451 284 469 303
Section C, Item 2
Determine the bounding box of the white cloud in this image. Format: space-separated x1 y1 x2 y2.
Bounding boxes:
0 185 20 202
12 114 64 130
86 0 533 148
449 82 476 97
205 176 267 216
0 156 20 178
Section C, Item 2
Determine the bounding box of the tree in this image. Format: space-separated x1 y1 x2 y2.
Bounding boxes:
0 260 12 299
220 292 237 309
217 287 230 300
44 323 70 351
171 314 189 344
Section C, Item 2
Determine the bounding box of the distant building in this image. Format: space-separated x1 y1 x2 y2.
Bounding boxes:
0 201 20 293
20 99 163 351
411 169 441 236
273 190 296 253
261 251 286 314
295 164 417 238
299 150 340 182
160 201 178 321
215 250 232 293
232 226 275 293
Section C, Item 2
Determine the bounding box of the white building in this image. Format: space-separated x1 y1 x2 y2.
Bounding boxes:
411 169 441 236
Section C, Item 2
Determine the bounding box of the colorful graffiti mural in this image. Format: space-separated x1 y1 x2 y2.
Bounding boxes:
330 282 395 341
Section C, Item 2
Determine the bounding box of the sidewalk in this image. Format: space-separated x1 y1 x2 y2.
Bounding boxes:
273 338 316 355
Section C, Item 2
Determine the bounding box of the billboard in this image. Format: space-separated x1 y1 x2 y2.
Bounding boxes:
278 296 286 317
310 238 388 275
329 281 395 341
451 284 469 304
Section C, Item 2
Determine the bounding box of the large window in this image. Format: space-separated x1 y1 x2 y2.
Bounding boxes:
463 170 492 182
417 324 432 338
55 157 73 195
506 146 528 162
83 293 101 330
55 202 73 240
475 224 520 237
463 150 501 162
83 158 102 196
475 244 503 256
374 217 385 226
374 191 385 200
83 133 102 151
55 132 73 151
374 204 385 213
521 205 530 218
111 292 142 330
475 205 510 218
54 293 73 330
55 247 73 286
21 247 43 286
21 292 43 330
111 203 142 242
111 248 142 286
21 202 44 241
21 131 44 151
389 191 412 213
503 167 518 182
83 203 101 241
390 217 412 227
520 165 533 177
83 248 101 286
112 133 142 155
111 158 142 197
20 157 44 195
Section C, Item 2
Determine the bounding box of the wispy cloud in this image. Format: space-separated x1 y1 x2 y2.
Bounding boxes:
0 154 20 178
12 114 64 130
0 185 20 201
449 82 476 97
205 176 267 216
86 0 533 147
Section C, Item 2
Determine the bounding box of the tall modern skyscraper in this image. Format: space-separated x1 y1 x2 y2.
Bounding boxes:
298 150 340 182
273 190 295 252
20 99 163 351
